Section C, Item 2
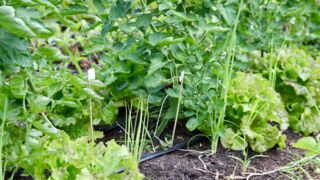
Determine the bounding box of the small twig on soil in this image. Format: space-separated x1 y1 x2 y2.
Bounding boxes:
245 155 318 180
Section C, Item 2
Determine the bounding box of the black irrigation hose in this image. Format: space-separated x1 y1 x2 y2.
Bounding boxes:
95 117 206 163
94 113 206 166
114 135 206 174
139 135 205 163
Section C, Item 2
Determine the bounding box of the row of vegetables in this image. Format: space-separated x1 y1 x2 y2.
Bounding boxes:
0 0 320 179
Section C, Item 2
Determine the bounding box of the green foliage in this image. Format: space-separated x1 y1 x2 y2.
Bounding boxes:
293 137 320 157
0 28 32 70
0 1 320 178
222 72 288 152
0 6 52 38
254 48 320 135
277 49 320 135
9 131 143 179
1 64 118 139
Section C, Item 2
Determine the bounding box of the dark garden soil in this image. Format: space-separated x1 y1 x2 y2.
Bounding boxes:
99 118 317 180
139 129 307 180
9 120 318 180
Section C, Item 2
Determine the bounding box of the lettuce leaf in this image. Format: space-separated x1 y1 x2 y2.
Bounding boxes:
253 48 320 135
223 72 288 152
9 132 143 179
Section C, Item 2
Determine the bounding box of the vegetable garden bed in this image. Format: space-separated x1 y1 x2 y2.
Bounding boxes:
1 0 320 179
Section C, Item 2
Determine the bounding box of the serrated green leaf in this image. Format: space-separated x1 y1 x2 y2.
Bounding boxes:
47 82 64 97
120 53 147 65
101 22 111 36
35 46 66 61
54 100 79 108
83 88 104 100
90 80 105 88
110 1 129 20
157 37 185 46
0 29 32 68
9 75 26 99
167 10 196 22
0 6 36 38
25 19 53 38
165 88 179 98
101 102 118 124
216 3 233 26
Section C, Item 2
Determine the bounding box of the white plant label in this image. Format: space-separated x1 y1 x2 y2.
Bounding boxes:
87 68 96 81
179 71 185 83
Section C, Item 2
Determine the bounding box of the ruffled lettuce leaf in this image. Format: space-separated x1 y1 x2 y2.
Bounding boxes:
222 72 288 152
9 132 143 179
253 48 320 134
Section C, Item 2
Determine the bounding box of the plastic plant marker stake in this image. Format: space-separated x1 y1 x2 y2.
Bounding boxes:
88 68 95 142
88 68 96 81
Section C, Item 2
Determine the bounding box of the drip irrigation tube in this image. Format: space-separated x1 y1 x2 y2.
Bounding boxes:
114 135 206 174
139 135 205 163
95 117 206 162
95 115 206 164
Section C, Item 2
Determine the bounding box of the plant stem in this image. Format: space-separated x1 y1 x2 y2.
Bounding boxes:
41 113 58 132
63 45 83 74
212 0 243 154
0 96 8 180
154 94 169 137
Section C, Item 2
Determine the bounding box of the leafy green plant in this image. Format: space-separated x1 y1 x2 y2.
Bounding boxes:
293 137 320 157
221 72 288 152
253 48 320 135
0 28 32 71
0 6 52 38
230 154 267 174
0 0 320 178
9 131 143 179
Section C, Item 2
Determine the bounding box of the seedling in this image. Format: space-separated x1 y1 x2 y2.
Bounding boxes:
125 97 149 162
